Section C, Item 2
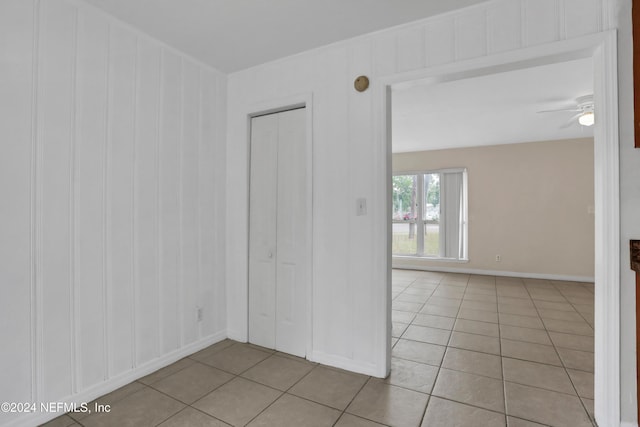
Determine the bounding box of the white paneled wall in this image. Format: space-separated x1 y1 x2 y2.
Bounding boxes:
226 0 608 377
0 0 226 425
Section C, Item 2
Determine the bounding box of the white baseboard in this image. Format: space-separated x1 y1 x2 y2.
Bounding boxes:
392 263 595 283
620 421 639 427
309 351 381 378
7 331 227 427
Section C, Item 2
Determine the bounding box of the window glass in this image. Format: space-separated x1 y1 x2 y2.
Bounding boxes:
392 175 417 221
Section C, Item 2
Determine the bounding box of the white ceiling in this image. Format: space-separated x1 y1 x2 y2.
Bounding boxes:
82 0 489 72
392 58 595 153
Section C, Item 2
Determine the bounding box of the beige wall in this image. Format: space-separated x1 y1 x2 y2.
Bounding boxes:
393 138 595 279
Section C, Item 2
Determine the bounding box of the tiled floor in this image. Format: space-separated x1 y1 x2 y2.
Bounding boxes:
42 270 595 427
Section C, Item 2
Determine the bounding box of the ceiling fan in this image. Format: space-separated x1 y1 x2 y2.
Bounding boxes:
537 94 594 127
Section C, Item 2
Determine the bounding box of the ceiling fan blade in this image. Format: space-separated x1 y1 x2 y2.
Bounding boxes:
536 107 582 114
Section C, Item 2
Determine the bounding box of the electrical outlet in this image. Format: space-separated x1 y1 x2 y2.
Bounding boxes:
495 255 501 262
197 307 203 322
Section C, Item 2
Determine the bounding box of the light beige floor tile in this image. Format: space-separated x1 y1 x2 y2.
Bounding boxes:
427 296 462 307
501 339 561 366
197 343 272 374
395 293 430 304
81 388 185 427
247 394 340 427
288 366 368 410
432 368 505 412
347 380 429 427
499 325 551 345
421 396 505 427
463 293 496 302
581 397 595 422
498 297 535 307
404 288 434 297
497 305 539 317
442 347 502 379
504 382 592 427
391 338 398 348
412 314 455 330
432 290 466 299
502 358 574 394
189 340 237 363
392 322 409 338
392 301 423 313
548 332 594 352
157 407 228 427
334 413 386 427
528 292 566 303
392 339 446 366
556 347 594 372
152 362 234 404
193 377 281 426
40 414 79 427
240 354 314 391
567 369 594 399
533 300 575 312
542 318 593 336
457 308 499 323
393 310 417 324
449 331 500 355
460 300 498 312
454 319 499 337
68 382 148 421
138 358 196 385
507 416 546 426
385 357 439 393
420 304 459 318
402 324 451 345
498 314 544 330
536 308 585 322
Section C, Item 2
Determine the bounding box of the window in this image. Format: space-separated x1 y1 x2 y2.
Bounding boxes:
392 169 468 260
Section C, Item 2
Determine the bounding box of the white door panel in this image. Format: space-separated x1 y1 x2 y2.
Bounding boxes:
248 114 278 349
249 108 307 357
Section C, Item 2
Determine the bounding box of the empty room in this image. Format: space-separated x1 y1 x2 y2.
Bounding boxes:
1 0 639 427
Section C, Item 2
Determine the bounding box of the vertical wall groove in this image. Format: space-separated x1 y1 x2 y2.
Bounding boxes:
156 49 164 357
196 69 202 339
69 6 79 395
29 0 41 403
131 36 139 368
178 58 185 347
102 23 112 379
104 26 114 378
558 0 567 40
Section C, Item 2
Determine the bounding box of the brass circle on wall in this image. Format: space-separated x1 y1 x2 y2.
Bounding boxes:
354 75 370 92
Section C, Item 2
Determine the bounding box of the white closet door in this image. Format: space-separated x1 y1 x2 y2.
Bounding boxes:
275 108 306 357
248 108 307 357
248 114 278 349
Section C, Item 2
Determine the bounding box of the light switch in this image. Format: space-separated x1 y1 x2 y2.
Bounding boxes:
356 198 367 216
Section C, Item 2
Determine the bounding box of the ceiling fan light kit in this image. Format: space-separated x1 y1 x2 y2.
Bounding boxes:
537 94 595 127
578 110 595 126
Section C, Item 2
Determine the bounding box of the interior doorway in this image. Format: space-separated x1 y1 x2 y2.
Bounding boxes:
379 31 620 426
248 107 308 357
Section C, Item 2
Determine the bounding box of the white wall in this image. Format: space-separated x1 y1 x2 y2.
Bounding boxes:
393 139 595 280
226 0 610 379
0 1 227 426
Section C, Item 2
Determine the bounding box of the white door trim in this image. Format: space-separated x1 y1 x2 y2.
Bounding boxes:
374 31 619 426
242 93 314 358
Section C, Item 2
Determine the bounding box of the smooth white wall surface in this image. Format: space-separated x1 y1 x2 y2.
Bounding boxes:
393 139 595 280
226 0 611 379
0 1 227 426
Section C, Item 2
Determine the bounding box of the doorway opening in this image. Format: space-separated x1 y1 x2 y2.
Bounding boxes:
379 32 619 426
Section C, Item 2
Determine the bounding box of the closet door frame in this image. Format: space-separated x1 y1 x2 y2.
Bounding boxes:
245 93 313 358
